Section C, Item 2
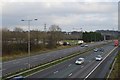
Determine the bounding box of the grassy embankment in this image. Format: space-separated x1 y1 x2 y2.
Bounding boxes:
108 48 120 79
3 40 79 61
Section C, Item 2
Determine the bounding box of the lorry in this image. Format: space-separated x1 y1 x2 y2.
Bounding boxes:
114 40 119 46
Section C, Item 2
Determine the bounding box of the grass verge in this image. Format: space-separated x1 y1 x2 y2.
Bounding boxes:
3 45 77 62
107 49 120 79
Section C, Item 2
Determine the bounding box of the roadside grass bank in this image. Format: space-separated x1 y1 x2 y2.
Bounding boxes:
3 45 77 62
107 47 120 79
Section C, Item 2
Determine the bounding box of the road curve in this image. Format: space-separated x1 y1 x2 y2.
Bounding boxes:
27 43 116 79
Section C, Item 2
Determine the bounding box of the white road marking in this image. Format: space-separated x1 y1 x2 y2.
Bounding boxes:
68 73 73 76
41 58 45 60
54 71 58 74
34 58 38 59
13 61 20 64
47 54 50 56
89 61 91 62
81 66 84 68
59 57 62 59
68 64 72 67
24 63 29 65
84 47 117 80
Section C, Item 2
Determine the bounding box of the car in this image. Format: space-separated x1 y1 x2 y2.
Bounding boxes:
94 48 98 52
63 42 67 46
84 44 88 47
75 58 84 65
80 44 84 47
12 76 24 80
95 55 102 61
99 48 104 52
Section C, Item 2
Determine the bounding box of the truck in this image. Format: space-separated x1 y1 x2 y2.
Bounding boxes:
114 40 119 46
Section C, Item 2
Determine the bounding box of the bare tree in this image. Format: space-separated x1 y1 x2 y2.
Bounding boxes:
49 25 61 32
14 27 23 32
47 24 62 48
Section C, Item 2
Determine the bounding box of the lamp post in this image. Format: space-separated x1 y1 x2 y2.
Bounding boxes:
80 28 83 40
21 19 37 69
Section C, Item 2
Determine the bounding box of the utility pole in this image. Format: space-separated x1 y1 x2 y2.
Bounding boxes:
112 28 114 40
79 28 83 40
43 23 47 46
44 23 47 32
95 32 96 42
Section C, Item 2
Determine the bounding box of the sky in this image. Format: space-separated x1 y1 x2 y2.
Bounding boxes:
0 0 119 32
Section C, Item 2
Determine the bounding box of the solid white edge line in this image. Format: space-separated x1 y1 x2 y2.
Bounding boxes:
107 58 117 78
68 73 73 76
84 47 117 80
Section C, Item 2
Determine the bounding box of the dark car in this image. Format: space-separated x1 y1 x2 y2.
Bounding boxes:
63 42 67 46
99 48 104 52
80 44 84 47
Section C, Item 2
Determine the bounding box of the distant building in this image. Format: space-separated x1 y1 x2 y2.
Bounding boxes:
96 30 120 40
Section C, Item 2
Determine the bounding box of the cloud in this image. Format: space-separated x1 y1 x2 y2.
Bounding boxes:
2 2 118 31
1 0 120 2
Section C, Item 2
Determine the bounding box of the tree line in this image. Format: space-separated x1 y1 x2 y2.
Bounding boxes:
2 25 104 56
2 25 64 56
83 31 104 42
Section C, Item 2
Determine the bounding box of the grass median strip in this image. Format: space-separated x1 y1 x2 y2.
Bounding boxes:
3 43 108 79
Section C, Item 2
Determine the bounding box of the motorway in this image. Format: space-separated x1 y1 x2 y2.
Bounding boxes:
27 43 118 78
2 41 107 76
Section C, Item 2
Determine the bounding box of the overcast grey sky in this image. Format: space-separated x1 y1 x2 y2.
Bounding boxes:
1 0 119 32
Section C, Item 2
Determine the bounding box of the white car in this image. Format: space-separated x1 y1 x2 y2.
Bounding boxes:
75 58 84 64
13 76 24 80
95 55 102 61
84 44 88 47
94 48 98 52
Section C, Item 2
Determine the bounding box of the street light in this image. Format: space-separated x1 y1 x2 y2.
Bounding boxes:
21 19 37 69
80 28 83 40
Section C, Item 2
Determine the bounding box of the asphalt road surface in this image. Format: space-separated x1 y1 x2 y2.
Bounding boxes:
27 43 117 79
2 41 109 76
